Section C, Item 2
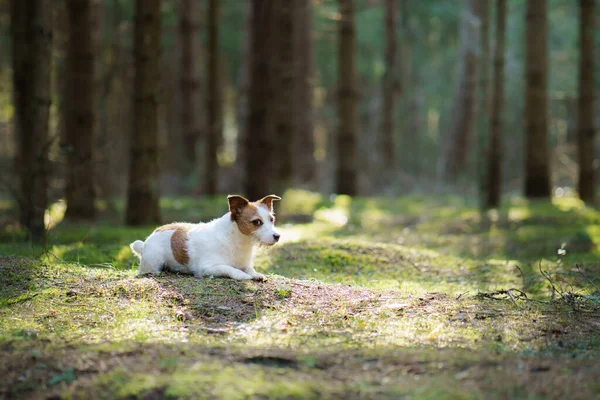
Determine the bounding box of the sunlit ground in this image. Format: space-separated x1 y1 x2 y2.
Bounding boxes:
1 190 599 398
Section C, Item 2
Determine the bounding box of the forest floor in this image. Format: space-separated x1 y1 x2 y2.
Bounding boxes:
1 191 600 399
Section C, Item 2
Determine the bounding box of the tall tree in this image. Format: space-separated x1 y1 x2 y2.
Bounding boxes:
486 0 506 208
96 0 124 201
524 0 551 198
235 0 252 191
402 1 423 176
179 0 200 179
206 0 221 195
443 0 480 182
336 0 359 195
380 0 397 173
477 0 490 207
11 0 52 243
273 1 294 191
292 0 316 187
245 0 278 199
125 0 162 225
64 0 96 220
577 0 596 204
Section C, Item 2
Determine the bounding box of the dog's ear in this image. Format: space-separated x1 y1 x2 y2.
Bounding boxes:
228 195 250 220
257 195 281 212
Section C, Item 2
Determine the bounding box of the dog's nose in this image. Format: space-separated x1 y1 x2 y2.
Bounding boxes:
273 233 280 242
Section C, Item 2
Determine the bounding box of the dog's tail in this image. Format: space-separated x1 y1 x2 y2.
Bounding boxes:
130 240 144 259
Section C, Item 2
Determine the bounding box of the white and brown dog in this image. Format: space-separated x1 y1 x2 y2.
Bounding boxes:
130 195 281 280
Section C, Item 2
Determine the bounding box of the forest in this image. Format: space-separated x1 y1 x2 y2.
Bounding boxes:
0 0 599 398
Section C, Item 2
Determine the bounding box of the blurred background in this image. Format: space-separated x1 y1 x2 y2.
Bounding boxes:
0 0 598 242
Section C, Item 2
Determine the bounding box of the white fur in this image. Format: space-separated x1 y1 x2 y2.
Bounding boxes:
129 206 279 280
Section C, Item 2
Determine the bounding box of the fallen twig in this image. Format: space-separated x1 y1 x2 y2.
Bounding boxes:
505 290 521 309
539 262 600 313
539 261 562 301
576 264 599 293
456 291 470 300
475 288 528 309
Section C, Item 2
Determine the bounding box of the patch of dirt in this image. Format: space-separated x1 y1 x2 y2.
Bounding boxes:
0 256 39 297
242 355 299 369
3 343 600 399
157 275 386 330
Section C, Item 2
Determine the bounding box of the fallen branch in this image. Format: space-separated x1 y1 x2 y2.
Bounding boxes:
475 288 528 309
539 262 600 313
576 264 600 293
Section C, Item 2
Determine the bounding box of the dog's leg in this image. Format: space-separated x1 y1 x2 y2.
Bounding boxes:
245 265 267 281
197 264 253 280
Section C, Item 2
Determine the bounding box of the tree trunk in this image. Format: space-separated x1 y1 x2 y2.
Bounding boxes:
443 0 479 182
11 0 52 243
125 0 161 225
96 0 122 201
245 0 278 199
476 0 490 208
64 0 96 220
577 0 596 204
206 0 221 195
179 0 200 179
336 0 359 195
272 2 294 192
524 0 551 198
402 2 423 176
292 0 316 188
479 0 491 118
486 0 506 208
235 0 252 192
380 0 397 173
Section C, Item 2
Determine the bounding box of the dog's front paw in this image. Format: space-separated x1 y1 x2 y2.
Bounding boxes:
251 273 267 282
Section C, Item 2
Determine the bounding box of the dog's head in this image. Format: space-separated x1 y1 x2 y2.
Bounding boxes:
228 194 281 246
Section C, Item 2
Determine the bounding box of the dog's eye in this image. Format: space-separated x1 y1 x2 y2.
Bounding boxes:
252 220 263 226
269 216 275 223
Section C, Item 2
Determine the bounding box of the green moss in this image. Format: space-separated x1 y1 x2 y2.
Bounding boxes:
1 193 600 398
274 285 293 299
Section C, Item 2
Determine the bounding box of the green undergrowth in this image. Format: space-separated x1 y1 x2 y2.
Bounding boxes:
1 191 600 399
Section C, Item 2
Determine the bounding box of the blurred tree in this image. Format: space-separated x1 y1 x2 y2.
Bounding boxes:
443 0 479 182
179 0 200 180
477 0 490 208
64 0 96 220
125 0 161 225
577 0 596 204
292 0 316 188
380 0 397 175
10 0 52 243
3 0 593 204
273 1 294 191
402 1 423 177
336 0 358 195
206 0 221 195
524 0 551 199
96 0 125 202
235 1 251 188
245 0 277 199
486 0 506 208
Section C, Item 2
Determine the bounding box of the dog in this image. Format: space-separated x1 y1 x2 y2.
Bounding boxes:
130 194 281 281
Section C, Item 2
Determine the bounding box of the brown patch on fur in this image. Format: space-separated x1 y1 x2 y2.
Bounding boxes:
154 223 192 265
227 194 280 236
235 204 262 235
228 195 250 221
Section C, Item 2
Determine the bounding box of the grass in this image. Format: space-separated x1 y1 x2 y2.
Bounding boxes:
1 190 600 399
